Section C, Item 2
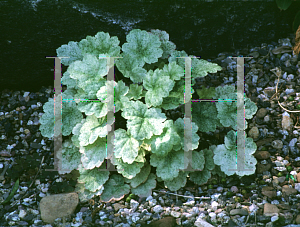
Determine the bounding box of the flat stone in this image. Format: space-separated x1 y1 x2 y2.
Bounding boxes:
256 163 272 174
255 138 274 147
256 108 268 118
296 214 300 224
262 186 275 192
277 204 291 210
261 191 277 199
263 203 280 217
254 150 270 160
40 192 79 224
194 217 215 227
297 172 300 182
282 185 298 196
30 142 43 149
113 203 125 212
230 208 249 216
143 216 176 227
248 126 259 140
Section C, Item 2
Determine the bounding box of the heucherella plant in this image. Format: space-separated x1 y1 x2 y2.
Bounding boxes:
39 28 258 203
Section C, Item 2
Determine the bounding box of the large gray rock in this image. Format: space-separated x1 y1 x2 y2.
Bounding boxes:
1 0 299 92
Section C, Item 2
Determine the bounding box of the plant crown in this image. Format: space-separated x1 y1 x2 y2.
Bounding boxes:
39 29 258 203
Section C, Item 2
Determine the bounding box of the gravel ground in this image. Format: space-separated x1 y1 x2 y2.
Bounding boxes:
1 32 300 227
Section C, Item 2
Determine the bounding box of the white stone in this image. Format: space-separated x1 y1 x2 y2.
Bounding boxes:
282 160 289 165
39 192 46 198
152 205 164 213
19 210 27 219
295 183 300 192
146 195 153 201
23 198 32 203
171 211 181 218
194 217 215 227
274 161 284 167
31 209 39 215
249 204 259 212
23 92 30 97
130 199 139 212
27 120 33 125
209 212 216 219
289 138 298 147
148 198 157 207
271 215 279 222
211 201 219 210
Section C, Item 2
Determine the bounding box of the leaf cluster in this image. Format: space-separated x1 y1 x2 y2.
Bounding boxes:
39 28 258 203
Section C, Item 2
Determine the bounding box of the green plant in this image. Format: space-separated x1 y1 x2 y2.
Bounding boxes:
275 0 300 33
226 191 233 197
234 196 241 203
221 178 226 184
211 179 218 185
286 165 293 172
39 29 258 203
241 189 247 195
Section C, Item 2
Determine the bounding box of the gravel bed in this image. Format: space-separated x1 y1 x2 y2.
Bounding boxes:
1 32 300 227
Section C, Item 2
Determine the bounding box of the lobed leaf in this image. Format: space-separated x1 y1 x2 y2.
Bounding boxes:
121 100 167 141
78 31 121 59
100 174 131 203
78 115 108 147
124 162 151 188
56 41 83 66
58 140 81 174
130 173 156 198
77 163 110 192
75 182 103 203
114 129 140 164
79 137 107 170
143 120 181 157
213 130 257 176
164 171 188 192
143 68 175 107
122 29 163 66
39 92 83 138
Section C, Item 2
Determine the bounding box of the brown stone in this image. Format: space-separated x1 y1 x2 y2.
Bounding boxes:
263 203 280 216
40 192 79 224
255 138 273 147
297 172 300 182
254 150 270 160
296 214 300 224
113 203 126 212
256 108 268 118
277 204 291 210
261 186 275 192
141 216 176 227
248 127 259 140
261 191 277 199
256 163 272 174
282 185 298 196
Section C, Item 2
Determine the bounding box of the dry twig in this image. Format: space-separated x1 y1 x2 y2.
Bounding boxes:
270 67 300 129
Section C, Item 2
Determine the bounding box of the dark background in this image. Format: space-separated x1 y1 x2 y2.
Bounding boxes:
1 0 299 93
